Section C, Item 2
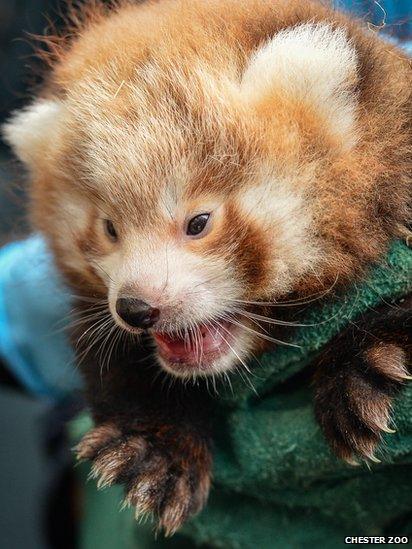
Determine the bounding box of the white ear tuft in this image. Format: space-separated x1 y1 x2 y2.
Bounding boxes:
241 23 359 148
2 99 63 167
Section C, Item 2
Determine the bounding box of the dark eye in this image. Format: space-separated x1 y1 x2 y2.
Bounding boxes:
186 213 210 237
104 219 118 242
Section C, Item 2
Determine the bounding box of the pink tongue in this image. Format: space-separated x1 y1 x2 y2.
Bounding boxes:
154 323 226 361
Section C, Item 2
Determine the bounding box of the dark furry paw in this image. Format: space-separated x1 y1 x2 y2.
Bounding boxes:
76 422 212 535
314 342 410 464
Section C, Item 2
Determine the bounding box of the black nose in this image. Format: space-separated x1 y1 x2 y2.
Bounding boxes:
116 298 160 329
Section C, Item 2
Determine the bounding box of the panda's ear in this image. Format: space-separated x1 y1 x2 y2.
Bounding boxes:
241 23 359 149
2 99 63 168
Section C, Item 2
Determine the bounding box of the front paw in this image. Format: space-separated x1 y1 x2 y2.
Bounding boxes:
314 343 410 464
76 422 212 535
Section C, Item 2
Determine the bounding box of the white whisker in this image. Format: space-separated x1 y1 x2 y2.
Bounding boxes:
222 313 300 348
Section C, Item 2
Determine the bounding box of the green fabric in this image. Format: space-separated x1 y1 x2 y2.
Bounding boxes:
71 240 412 549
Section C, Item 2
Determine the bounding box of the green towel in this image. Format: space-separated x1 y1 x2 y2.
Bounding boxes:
71 239 412 549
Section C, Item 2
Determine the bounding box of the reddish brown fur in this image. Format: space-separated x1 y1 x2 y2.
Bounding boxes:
3 0 411 531
26 0 410 300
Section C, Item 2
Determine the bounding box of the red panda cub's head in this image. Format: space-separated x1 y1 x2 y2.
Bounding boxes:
3 3 409 379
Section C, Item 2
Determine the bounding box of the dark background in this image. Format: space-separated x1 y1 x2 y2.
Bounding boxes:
0 3 70 549
0 1 410 548
0 0 62 240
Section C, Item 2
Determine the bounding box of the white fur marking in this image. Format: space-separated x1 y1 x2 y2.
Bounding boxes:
2 99 63 165
241 23 359 148
237 176 321 294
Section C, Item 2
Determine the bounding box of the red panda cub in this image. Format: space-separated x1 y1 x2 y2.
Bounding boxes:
3 0 411 535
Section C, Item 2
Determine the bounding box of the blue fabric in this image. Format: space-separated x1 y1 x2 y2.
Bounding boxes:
338 1 412 38
0 235 79 399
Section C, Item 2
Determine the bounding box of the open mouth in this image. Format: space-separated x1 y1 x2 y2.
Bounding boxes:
152 320 236 372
